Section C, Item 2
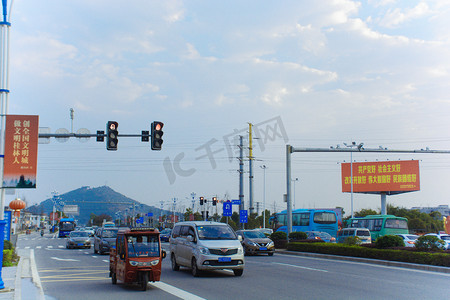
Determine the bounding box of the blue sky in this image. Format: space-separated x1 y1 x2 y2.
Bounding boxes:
5 0 450 217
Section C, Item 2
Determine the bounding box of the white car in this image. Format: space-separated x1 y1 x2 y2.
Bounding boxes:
424 233 450 250
170 221 244 277
395 234 419 247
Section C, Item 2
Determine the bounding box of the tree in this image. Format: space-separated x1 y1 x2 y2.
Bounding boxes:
354 208 378 217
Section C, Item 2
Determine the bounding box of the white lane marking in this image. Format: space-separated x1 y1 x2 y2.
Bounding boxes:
36 246 42 249
58 246 64 248
102 260 109 263
50 257 80 262
47 246 53 248
84 252 89 255
25 246 30 249
92 256 98 258
151 282 206 300
272 262 328 273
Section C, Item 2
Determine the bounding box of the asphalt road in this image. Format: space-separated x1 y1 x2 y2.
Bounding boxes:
17 231 450 300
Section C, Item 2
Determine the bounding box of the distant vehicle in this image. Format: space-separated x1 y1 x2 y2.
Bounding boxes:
395 234 419 248
236 229 275 256
159 229 172 242
109 227 166 291
338 228 371 244
66 231 91 249
424 233 450 250
103 221 115 228
58 218 76 238
170 221 244 277
84 227 95 237
305 231 336 243
271 209 338 238
347 215 408 241
94 227 119 254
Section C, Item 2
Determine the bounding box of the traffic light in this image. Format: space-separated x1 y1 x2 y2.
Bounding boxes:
151 121 164 150
212 197 217 206
200 197 204 205
106 121 118 150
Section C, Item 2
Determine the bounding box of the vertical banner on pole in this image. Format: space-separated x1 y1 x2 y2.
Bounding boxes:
3 115 39 188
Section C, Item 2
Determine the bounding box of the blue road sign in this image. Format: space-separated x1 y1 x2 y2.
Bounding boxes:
232 199 241 205
146 212 153 217
240 210 248 223
136 217 144 224
223 201 232 217
3 210 11 241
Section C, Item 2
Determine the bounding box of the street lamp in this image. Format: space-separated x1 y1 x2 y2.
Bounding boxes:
260 165 268 229
343 142 364 218
291 178 299 210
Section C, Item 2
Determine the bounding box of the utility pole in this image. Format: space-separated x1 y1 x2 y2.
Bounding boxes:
248 123 254 214
239 136 244 229
261 165 267 229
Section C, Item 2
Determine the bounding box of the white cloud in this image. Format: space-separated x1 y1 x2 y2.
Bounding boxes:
379 2 432 28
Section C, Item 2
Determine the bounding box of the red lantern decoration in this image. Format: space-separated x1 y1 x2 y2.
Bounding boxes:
9 198 26 220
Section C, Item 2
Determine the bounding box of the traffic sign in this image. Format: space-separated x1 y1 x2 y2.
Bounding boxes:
240 210 248 223
223 201 232 217
232 199 241 205
146 212 153 217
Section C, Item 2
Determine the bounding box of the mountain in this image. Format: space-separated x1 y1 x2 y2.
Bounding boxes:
26 186 170 225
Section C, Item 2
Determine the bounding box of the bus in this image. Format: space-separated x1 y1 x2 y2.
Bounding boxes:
271 209 339 238
58 218 76 238
347 215 408 241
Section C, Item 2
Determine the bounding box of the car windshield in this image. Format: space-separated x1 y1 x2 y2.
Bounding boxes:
197 225 236 240
160 229 171 235
70 231 89 238
127 235 160 258
243 231 266 239
406 235 418 240
103 229 118 238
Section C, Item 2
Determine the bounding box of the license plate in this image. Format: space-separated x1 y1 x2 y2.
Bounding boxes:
218 257 231 262
77 243 84 246
259 247 267 251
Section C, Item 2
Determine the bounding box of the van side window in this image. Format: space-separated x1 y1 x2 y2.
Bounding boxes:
187 227 196 240
348 229 355 235
172 226 181 238
180 226 190 237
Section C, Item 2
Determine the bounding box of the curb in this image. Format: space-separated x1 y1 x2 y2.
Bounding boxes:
276 249 450 274
15 249 45 300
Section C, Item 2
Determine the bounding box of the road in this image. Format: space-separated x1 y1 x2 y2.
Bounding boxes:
17 231 450 300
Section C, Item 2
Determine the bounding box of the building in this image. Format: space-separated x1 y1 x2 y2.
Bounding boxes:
410 205 450 220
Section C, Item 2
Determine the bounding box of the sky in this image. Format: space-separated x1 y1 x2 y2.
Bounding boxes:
3 0 450 218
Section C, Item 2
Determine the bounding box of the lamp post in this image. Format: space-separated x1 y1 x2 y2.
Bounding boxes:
292 178 299 210
260 165 267 228
343 142 364 218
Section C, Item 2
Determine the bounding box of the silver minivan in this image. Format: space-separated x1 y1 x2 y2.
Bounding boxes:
169 221 245 276
338 228 372 244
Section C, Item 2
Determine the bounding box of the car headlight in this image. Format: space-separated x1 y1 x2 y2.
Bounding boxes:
198 247 210 255
267 241 274 247
248 241 258 247
238 246 244 255
151 260 159 266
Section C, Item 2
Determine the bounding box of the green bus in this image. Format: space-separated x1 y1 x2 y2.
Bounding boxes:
348 215 408 241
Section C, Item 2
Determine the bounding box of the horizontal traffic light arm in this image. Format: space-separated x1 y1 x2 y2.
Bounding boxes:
38 133 152 138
